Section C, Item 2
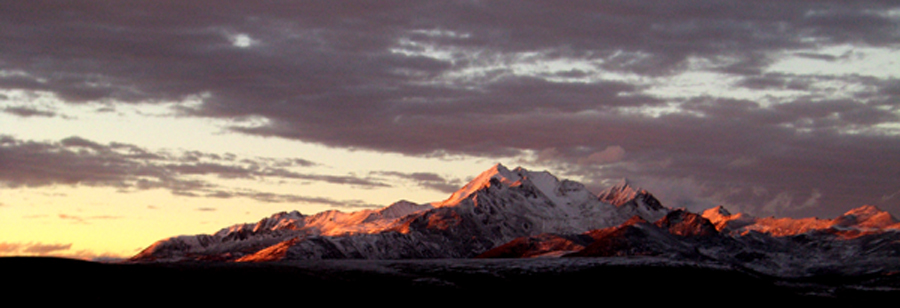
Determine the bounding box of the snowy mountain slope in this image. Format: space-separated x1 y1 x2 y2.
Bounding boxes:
132 164 667 262
131 164 900 279
478 205 900 277
702 204 900 237
261 164 669 260
566 216 705 259
133 200 434 261
480 209 726 261
646 206 900 277
598 179 668 223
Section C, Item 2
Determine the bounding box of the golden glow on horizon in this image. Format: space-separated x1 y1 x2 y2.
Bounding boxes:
1 186 334 259
0 152 491 259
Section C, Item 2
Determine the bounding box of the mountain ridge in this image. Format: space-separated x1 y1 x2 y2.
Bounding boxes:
132 163 665 261
131 164 900 278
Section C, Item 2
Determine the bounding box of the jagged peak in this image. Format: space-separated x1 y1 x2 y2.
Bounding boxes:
655 209 718 237
833 205 898 229
435 163 526 207
597 178 643 205
703 205 732 217
615 178 633 188
613 178 636 190
211 210 305 237
473 163 522 186
382 199 419 210
597 179 666 215
842 205 892 219
432 163 592 210
488 163 514 177
373 200 432 220
270 210 305 220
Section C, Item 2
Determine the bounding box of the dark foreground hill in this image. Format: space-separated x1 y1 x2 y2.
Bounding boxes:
4 256 899 304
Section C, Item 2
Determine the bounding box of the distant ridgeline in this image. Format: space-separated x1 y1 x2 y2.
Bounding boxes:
132 164 900 279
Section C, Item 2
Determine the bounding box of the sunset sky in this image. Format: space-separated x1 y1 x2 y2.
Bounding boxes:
2 1 899 260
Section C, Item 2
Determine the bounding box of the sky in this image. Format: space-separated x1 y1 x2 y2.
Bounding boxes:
1 0 899 260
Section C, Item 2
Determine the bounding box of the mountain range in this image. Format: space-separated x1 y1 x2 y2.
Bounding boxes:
131 164 900 278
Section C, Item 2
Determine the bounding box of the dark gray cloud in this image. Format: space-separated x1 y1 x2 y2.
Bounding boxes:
546 103 900 218
200 188 380 209
793 51 851 62
1 1 899 217
371 171 463 194
3 106 56 118
0 135 389 207
235 191 380 209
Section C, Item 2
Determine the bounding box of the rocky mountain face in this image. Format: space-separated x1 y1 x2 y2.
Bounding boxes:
131 164 900 278
134 164 665 260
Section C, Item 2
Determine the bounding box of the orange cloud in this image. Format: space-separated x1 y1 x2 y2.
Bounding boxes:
0 241 126 261
0 241 71 256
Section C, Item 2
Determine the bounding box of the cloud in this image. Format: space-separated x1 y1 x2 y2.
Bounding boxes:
0 1 898 218
0 241 126 261
580 146 626 165
23 242 72 254
534 148 563 163
0 242 23 253
205 189 382 209
727 156 758 168
57 214 123 224
371 171 463 194
0 135 390 207
3 106 56 118
0 241 72 256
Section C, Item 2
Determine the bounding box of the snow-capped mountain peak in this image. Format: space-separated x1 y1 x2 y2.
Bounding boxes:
832 204 899 229
214 210 306 238
597 178 641 206
434 163 594 209
133 164 656 262
130 164 900 283
436 163 521 207
365 200 433 222
597 178 667 222
700 204 900 236
708 205 732 216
